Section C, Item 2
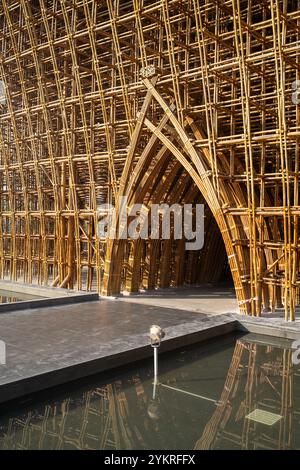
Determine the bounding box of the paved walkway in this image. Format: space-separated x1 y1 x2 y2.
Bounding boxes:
1 286 300 405
119 284 239 314
0 299 236 404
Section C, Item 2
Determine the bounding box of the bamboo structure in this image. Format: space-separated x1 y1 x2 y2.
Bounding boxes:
0 1 300 319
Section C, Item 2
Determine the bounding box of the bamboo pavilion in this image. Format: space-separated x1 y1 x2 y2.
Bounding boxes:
0 1 300 319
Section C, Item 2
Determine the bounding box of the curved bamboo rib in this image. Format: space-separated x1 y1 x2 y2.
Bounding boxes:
0 0 299 319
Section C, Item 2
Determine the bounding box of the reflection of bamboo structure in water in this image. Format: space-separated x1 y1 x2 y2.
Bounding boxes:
0 295 19 303
1 345 298 450
240 342 259 449
0 384 134 450
107 383 134 449
194 340 295 450
193 340 246 449
0 371 155 450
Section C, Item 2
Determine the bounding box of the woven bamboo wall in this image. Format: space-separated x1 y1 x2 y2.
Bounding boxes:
0 1 300 319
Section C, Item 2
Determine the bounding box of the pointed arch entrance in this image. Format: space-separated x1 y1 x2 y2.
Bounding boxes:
101 73 272 316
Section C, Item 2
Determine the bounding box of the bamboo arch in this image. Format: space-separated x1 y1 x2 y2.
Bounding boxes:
102 73 251 315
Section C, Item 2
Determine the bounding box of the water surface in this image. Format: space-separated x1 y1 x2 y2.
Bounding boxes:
0 333 299 450
0 289 43 304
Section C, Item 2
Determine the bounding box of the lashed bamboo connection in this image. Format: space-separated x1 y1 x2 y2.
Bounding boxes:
0 0 300 319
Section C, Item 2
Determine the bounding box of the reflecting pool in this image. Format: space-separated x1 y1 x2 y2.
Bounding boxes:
0 289 43 304
0 333 299 450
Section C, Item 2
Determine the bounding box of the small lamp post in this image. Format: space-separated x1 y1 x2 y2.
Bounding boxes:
149 325 165 399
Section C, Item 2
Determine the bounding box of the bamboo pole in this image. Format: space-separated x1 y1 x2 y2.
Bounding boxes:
0 1 299 319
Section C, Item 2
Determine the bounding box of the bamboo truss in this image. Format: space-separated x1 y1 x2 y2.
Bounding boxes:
0 0 300 319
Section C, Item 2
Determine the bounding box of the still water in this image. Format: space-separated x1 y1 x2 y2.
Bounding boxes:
0 333 299 450
0 289 43 304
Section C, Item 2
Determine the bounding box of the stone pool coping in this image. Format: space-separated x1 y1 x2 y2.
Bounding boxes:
0 280 99 313
0 298 300 404
238 313 300 341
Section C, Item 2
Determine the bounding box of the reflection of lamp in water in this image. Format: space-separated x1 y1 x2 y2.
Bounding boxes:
147 400 160 420
149 325 165 401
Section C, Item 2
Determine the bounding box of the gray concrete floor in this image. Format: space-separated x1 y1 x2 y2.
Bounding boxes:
1 284 300 405
118 284 239 314
0 299 236 404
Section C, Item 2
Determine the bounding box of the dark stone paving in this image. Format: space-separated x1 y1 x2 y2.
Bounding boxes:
0 300 236 403
1 297 300 404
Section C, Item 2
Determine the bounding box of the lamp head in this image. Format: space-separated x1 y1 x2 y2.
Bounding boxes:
149 324 165 347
